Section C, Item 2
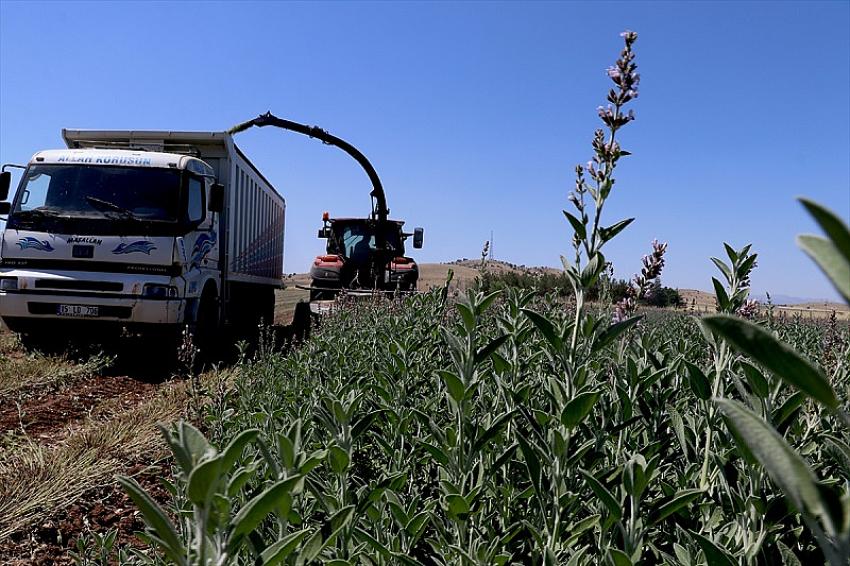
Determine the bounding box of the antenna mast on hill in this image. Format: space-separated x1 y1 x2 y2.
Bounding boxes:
490 230 494 260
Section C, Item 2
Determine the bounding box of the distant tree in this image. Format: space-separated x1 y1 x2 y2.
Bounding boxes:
643 278 682 307
477 270 681 308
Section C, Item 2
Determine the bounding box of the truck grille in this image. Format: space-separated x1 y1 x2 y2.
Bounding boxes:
27 302 132 319
34 280 123 292
0 258 180 276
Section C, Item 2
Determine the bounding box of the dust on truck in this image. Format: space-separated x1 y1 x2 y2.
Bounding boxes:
0 129 285 349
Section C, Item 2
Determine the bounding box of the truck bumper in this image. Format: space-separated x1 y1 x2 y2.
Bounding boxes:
0 291 184 325
0 269 186 331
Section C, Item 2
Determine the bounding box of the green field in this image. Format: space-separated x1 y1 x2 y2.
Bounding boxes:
104 283 847 565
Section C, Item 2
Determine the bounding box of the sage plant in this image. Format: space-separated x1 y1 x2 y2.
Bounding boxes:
563 30 640 360
612 239 668 323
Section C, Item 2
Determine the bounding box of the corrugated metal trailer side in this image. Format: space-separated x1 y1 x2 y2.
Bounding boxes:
225 139 285 285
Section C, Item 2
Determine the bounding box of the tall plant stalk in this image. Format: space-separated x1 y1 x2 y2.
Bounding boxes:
564 30 640 364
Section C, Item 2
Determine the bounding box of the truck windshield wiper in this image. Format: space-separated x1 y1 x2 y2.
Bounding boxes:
11 207 63 223
14 207 61 218
85 196 141 222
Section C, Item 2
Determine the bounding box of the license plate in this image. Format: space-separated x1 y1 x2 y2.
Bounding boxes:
72 245 94 258
56 304 99 317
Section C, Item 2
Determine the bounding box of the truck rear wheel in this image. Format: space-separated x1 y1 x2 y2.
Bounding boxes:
260 287 275 327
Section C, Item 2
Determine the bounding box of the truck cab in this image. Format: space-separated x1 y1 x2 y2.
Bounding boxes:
0 148 222 347
0 129 286 355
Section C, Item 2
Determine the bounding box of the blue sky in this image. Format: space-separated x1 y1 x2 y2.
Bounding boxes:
1 1 848 300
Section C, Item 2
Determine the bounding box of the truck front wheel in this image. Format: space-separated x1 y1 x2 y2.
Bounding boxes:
187 286 219 363
19 331 64 355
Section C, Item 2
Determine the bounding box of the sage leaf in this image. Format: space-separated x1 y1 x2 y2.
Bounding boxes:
797 235 850 304
650 489 703 524
232 479 295 537
690 531 736 566
118 476 187 566
715 398 834 533
561 391 601 429
702 315 837 410
799 198 850 261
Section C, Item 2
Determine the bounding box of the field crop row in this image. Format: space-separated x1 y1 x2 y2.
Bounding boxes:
112 284 847 565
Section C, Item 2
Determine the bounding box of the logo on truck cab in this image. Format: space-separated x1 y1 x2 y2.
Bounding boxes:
56 155 153 166
16 237 54 252
190 232 217 270
112 241 156 255
67 237 103 245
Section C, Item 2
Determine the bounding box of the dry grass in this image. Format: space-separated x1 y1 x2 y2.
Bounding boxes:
780 301 850 320
0 344 110 397
0 367 234 538
678 288 849 320
0 380 183 537
275 285 310 325
418 263 481 291
0 333 19 356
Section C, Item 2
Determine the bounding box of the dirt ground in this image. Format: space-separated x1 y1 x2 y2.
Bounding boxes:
0 463 169 565
0 287 310 564
0 335 191 564
0 374 160 439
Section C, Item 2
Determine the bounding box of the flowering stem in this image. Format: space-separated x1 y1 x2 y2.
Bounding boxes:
589 110 620 256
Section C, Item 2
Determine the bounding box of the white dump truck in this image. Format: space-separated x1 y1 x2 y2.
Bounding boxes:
0 129 285 350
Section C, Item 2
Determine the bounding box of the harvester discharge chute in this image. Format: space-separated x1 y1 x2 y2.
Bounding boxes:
228 112 423 307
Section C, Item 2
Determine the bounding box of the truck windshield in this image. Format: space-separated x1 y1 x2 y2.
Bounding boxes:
11 165 181 222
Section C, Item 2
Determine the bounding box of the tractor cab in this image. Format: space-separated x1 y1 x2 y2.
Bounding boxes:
309 213 423 300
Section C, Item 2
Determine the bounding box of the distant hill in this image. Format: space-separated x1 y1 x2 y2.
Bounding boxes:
444 258 561 275
284 261 849 320
679 289 848 320
751 293 833 305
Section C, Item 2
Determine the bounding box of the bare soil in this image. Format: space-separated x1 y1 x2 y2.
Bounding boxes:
0 463 169 565
0 304 301 563
0 334 187 563
0 374 161 439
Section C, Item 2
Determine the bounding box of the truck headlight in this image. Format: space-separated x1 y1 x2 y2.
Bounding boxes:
142 284 178 299
0 277 17 291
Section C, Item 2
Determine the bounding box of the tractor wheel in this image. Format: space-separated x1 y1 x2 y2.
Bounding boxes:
310 280 338 301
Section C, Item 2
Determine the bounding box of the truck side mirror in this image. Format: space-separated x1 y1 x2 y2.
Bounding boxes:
209 183 224 213
318 227 331 238
0 171 10 201
0 202 9 215
413 227 424 249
